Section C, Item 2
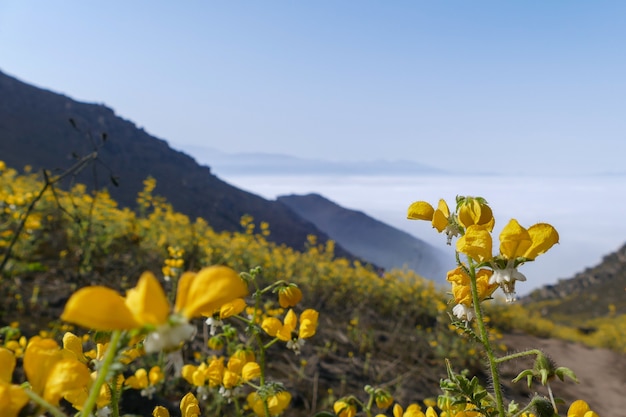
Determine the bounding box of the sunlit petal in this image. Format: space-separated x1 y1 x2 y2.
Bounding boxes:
61 286 140 330
499 219 531 259
0 348 15 383
456 226 492 262
176 266 248 319
261 317 282 338
43 359 91 405
125 271 170 326
0 381 29 417
299 309 319 339
174 271 196 314
524 223 559 259
407 201 434 221
432 199 450 232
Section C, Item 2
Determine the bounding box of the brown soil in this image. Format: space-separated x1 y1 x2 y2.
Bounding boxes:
499 332 626 417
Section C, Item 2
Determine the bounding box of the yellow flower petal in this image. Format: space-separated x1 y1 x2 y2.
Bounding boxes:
0 381 29 417
278 284 303 308
432 199 451 232
220 298 247 319
125 368 148 389
407 201 434 221
153 406 170 417
458 198 495 231
567 400 590 417
43 357 91 405
176 266 248 319
499 219 532 259
299 309 319 339
456 226 493 262
174 271 196 315
0 348 15 383
61 286 140 331
261 317 283 338
125 271 170 326
62 332 86 363
267 391 291 415
180 392 200 417
524 223 559 259
242 362 261 382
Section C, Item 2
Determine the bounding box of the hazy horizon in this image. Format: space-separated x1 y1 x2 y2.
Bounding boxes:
209 171 625 296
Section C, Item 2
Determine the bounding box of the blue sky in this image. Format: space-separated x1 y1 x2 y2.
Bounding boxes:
2 1 626 174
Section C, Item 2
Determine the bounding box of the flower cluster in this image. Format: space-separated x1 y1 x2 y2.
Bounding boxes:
408 196 559 303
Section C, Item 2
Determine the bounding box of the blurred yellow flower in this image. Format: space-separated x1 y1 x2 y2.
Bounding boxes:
278 284 303 308
61 266 248 352
567 400 600 417
23 336 91 407
262 309 319 354
0 348 29 417
334 399 357 417
247 390 292 416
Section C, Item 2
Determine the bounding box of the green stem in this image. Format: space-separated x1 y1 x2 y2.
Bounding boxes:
110 373 121 417
23 388 68 417
81 330 123 417
364 393 375 417
495 349 542 364
467 261 506 417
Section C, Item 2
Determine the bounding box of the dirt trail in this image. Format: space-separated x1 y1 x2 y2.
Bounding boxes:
499 332 626 417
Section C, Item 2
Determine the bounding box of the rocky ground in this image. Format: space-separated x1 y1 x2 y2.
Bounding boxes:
499 332 626 417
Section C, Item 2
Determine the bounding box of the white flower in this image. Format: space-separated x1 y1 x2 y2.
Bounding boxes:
452 304 474 322
490 260 527 303
205 316 224 336
143 321 196 353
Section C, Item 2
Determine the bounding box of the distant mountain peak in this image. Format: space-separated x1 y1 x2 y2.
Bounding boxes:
173 146 447 176
277 193 453 284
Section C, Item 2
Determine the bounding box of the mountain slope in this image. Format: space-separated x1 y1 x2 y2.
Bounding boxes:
0 70 350 257
277 193 452 284
522 242 626 320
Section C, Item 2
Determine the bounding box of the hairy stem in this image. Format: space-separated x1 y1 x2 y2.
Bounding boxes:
468 261 506 417
81 330 123 417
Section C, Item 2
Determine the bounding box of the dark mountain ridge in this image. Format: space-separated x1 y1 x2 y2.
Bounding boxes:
277 193 452 284
522 242 626 318
0 69 353 258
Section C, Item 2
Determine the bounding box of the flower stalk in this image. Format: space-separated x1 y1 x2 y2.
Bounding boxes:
80 329 122 417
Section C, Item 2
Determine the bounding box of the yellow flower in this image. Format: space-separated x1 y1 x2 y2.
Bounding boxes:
456 226 493 263
407 200 435 220
61 266 248 352
261 309 319 354
408 198 463 245
180 392 200 417
334 399 358 417
456 196 494 231
247 390 292 416
393 403 426 417
23 336 91 407
219 298 247 319
0 348 29 417
374 389 394 409
153 406 170 417
447 267 497 321
567 400 599 417
457 220 558 301
277 284 303 308
124 366 165 390
241 361 261 382
62 332 88 363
